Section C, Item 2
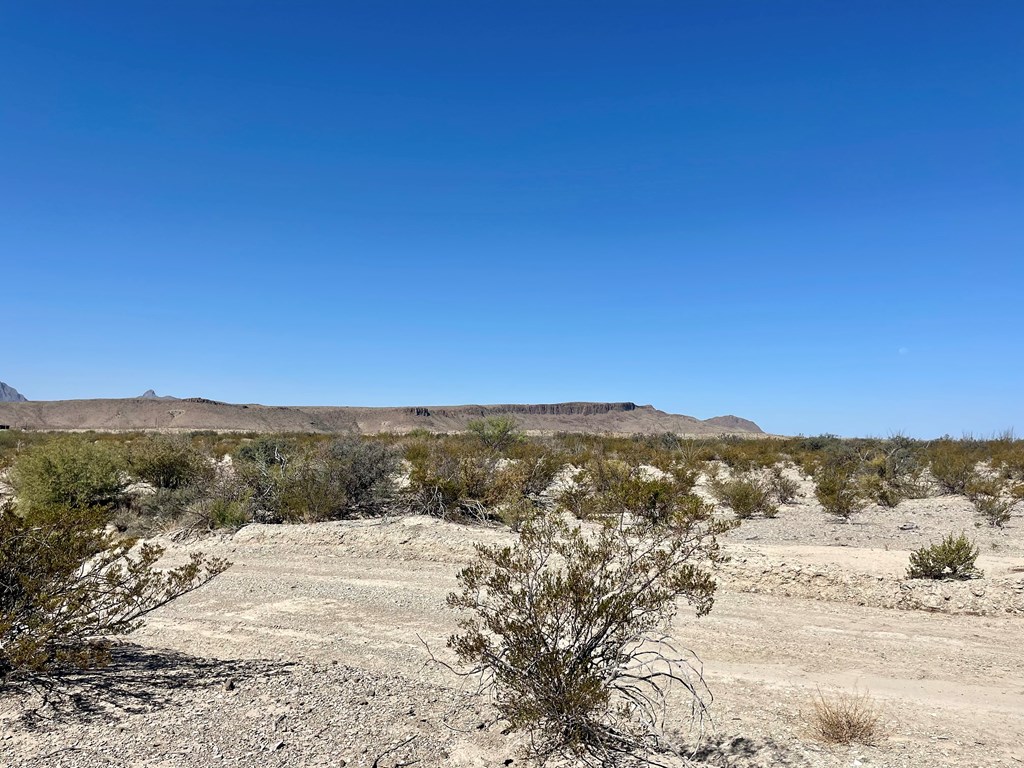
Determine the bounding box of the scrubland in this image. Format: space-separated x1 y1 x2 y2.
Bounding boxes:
1 425 1022 766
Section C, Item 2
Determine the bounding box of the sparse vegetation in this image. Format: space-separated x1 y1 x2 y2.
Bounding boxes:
966 476 1016 527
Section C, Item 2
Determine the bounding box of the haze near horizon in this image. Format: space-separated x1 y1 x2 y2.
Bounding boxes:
2 2 1021 438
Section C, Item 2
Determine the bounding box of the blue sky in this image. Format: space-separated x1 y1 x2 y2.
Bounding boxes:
2 2 1021 437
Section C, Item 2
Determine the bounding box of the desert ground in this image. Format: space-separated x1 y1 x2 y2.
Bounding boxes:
3 474 1023 768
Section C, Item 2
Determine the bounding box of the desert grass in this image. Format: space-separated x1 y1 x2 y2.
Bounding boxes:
809 688 885 745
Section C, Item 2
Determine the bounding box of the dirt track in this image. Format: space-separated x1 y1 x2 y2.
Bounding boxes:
3 512 1023 767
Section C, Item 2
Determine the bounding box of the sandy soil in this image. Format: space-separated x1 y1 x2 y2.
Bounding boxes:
3 488 1023 767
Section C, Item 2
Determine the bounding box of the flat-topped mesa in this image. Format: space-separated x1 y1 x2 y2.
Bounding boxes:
407 402 641 418
0 398 763 435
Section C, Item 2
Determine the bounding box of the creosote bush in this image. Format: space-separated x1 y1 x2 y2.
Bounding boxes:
966 476 1016 528
768 466 800 504
467 415 525 455
814 462 868 520
447 507 731 764
11 436 127 512
127 434 213 490
709 471 778 519
928 440 980 495
906 532 981 580
0 500 228 683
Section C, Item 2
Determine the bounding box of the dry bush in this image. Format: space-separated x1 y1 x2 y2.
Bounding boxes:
446 506 730 764
810 689 884 745
555 459 703 526
403 438 502 521
861 437 928 508
768 466 800 504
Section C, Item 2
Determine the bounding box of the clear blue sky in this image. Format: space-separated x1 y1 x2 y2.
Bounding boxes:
2 2 1021 437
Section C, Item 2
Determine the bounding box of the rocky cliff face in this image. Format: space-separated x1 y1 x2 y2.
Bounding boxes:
0 381 27 402
407 402 641 418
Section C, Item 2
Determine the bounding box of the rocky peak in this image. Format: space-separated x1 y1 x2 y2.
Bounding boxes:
0 381 27 402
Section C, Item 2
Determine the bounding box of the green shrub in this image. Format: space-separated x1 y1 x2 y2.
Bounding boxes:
814 463 868 520
928 441 979 495
967 477 1015 527
709 472 778 519
11 436 127 511
906 533 981 580
467 415 524 455
554 460 702 526
447 505 728 763
862 437 928 507
403 438 501 521
768 466 800 504
277 436 400 522
0 500 228 683
127 434 212 490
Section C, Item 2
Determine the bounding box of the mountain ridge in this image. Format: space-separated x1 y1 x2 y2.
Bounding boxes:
0 398 764 436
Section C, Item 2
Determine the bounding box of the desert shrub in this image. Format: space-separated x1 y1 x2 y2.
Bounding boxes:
447 505 729 763
666 460 701 494
120 485 208 534
189 473 255 530
861 437 928 507
235 435 295 466
814 462 868 520
495 442 567 500
709 472 778 519
906 532 981 580
277 436 400 522
555 459 701 526
810 689 884 745
0 500 228 683
928 440 979 495
712 439 781 473
467 415 524 455
966 477 1015 527
403 439 501 521
127 434 213 490
11 436 127 511
768 466 800 504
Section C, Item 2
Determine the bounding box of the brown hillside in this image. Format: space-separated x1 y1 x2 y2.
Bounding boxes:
0 399 763 435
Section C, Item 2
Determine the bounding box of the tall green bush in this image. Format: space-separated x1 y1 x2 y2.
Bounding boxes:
11 436 127 511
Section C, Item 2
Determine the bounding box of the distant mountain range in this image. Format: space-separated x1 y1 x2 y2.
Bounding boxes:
0 396 765 436
0 381 27 402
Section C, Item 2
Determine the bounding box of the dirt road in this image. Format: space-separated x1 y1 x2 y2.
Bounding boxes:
4 516 1023 767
